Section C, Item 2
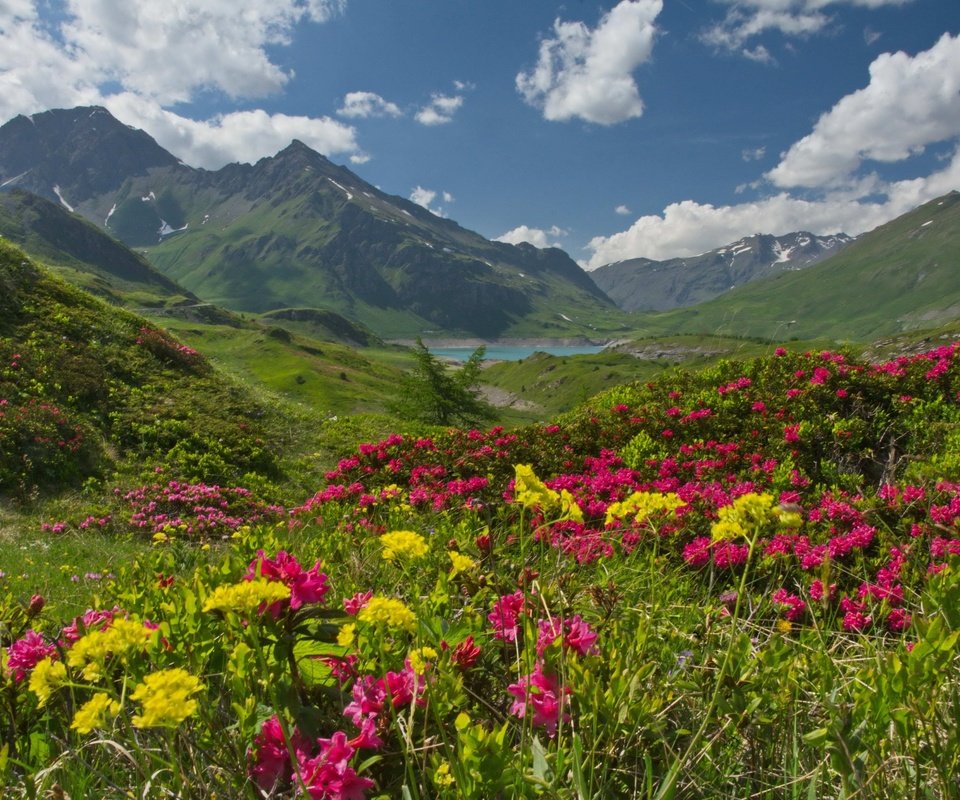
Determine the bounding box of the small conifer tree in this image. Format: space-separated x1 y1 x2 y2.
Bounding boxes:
390 338 497 426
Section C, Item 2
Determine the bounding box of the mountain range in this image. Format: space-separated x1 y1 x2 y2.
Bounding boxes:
1 106 959 346
0 107 617 339
638 191 960 341
589 231 853 312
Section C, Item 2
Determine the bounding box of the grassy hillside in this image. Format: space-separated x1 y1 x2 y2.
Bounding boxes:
6 338 960 796
0 239 303 501
634 191 960 341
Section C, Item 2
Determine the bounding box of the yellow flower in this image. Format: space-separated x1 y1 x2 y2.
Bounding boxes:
203 579 291 615
513 464 558 509
407 646 438 674
711 492 777 541
776 509 804 529
776 619 793 634
380 530 429 561
337 623 356 647
28 658 67 706
434 761 455 788
357 596 416 631
67 618 155 681
131 668 203 728
514 464 583 521
558 489 584 522
448 551 476 576
606 491 685 526
71 692 121 735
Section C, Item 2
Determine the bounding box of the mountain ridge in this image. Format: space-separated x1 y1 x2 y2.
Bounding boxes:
0 106 619 339
590 230 853 312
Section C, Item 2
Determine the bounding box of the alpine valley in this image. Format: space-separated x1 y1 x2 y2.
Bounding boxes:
0 107 620 340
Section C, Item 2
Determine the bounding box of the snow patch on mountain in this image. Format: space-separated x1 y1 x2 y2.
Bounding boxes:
52 185 73 212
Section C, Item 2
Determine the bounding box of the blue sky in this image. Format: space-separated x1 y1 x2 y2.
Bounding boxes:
1 0 958 266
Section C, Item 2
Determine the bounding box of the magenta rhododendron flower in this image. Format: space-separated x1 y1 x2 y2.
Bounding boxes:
7 630 56 682
343 591 372 615
488 591 526 641
448 635 481 669
508 662 570 738
246 550 329 614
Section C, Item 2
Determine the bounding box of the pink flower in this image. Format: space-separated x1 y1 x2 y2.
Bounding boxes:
683 536 712 568
6 630 56 682
246 550 329 614
449 635 481 670
248 715 310 792
60 608 118 644
507 662 570 738
343 591 372 615
488 591 526 641
297 732 376 800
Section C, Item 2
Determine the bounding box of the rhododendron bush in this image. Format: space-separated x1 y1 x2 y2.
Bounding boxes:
5 345 960 797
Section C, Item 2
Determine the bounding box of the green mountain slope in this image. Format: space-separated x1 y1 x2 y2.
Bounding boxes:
0 239 291 499
0 107 623 339
0 188 191 307
636 191 960 341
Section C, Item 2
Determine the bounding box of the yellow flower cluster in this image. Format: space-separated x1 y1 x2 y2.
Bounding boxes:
203 578 291 615
605 491 685 526
448 550 476 576
28 658 67 706
434 761 456 788
380 530 429 561
131 668 203 728
337 623 356 647
357 596 417 631
513 464 584 522
407 646 438 674
71 692 121 735
711 492 777 541
67 618 155 681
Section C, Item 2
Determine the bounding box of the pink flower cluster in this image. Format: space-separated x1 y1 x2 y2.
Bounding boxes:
121 480 283 537
246 550 329 616
488 592 598 737
248 716 375 799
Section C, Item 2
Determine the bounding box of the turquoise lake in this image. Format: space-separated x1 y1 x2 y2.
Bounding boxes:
429 344 608 362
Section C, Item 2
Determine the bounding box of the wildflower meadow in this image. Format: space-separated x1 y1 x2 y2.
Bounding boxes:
6 343 960 798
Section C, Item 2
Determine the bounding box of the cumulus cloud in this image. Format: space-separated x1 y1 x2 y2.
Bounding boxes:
702 0 913 58
0 0 361 168
104 94 359 169
585 144 960 267
742 146 766 162
615 204 631 215
496 225 568 249
415 93 464 125
409 185 454 216
767 32 960 188
516 0 661 125
585 32 960 268
337 91 402 119
62 0 345 104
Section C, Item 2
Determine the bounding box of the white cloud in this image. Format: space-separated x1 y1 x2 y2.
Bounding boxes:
496 224 568 249
415 93 464 126
100 94 358 169
702 0 914 58
0 0 362 168
586 31 960 268
585 144 960 267
62 0 345 104
516 0 662 125
767 33 960 189
337 91 402 119
409 185 454 216
742 146 766 162
615 204 631 215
